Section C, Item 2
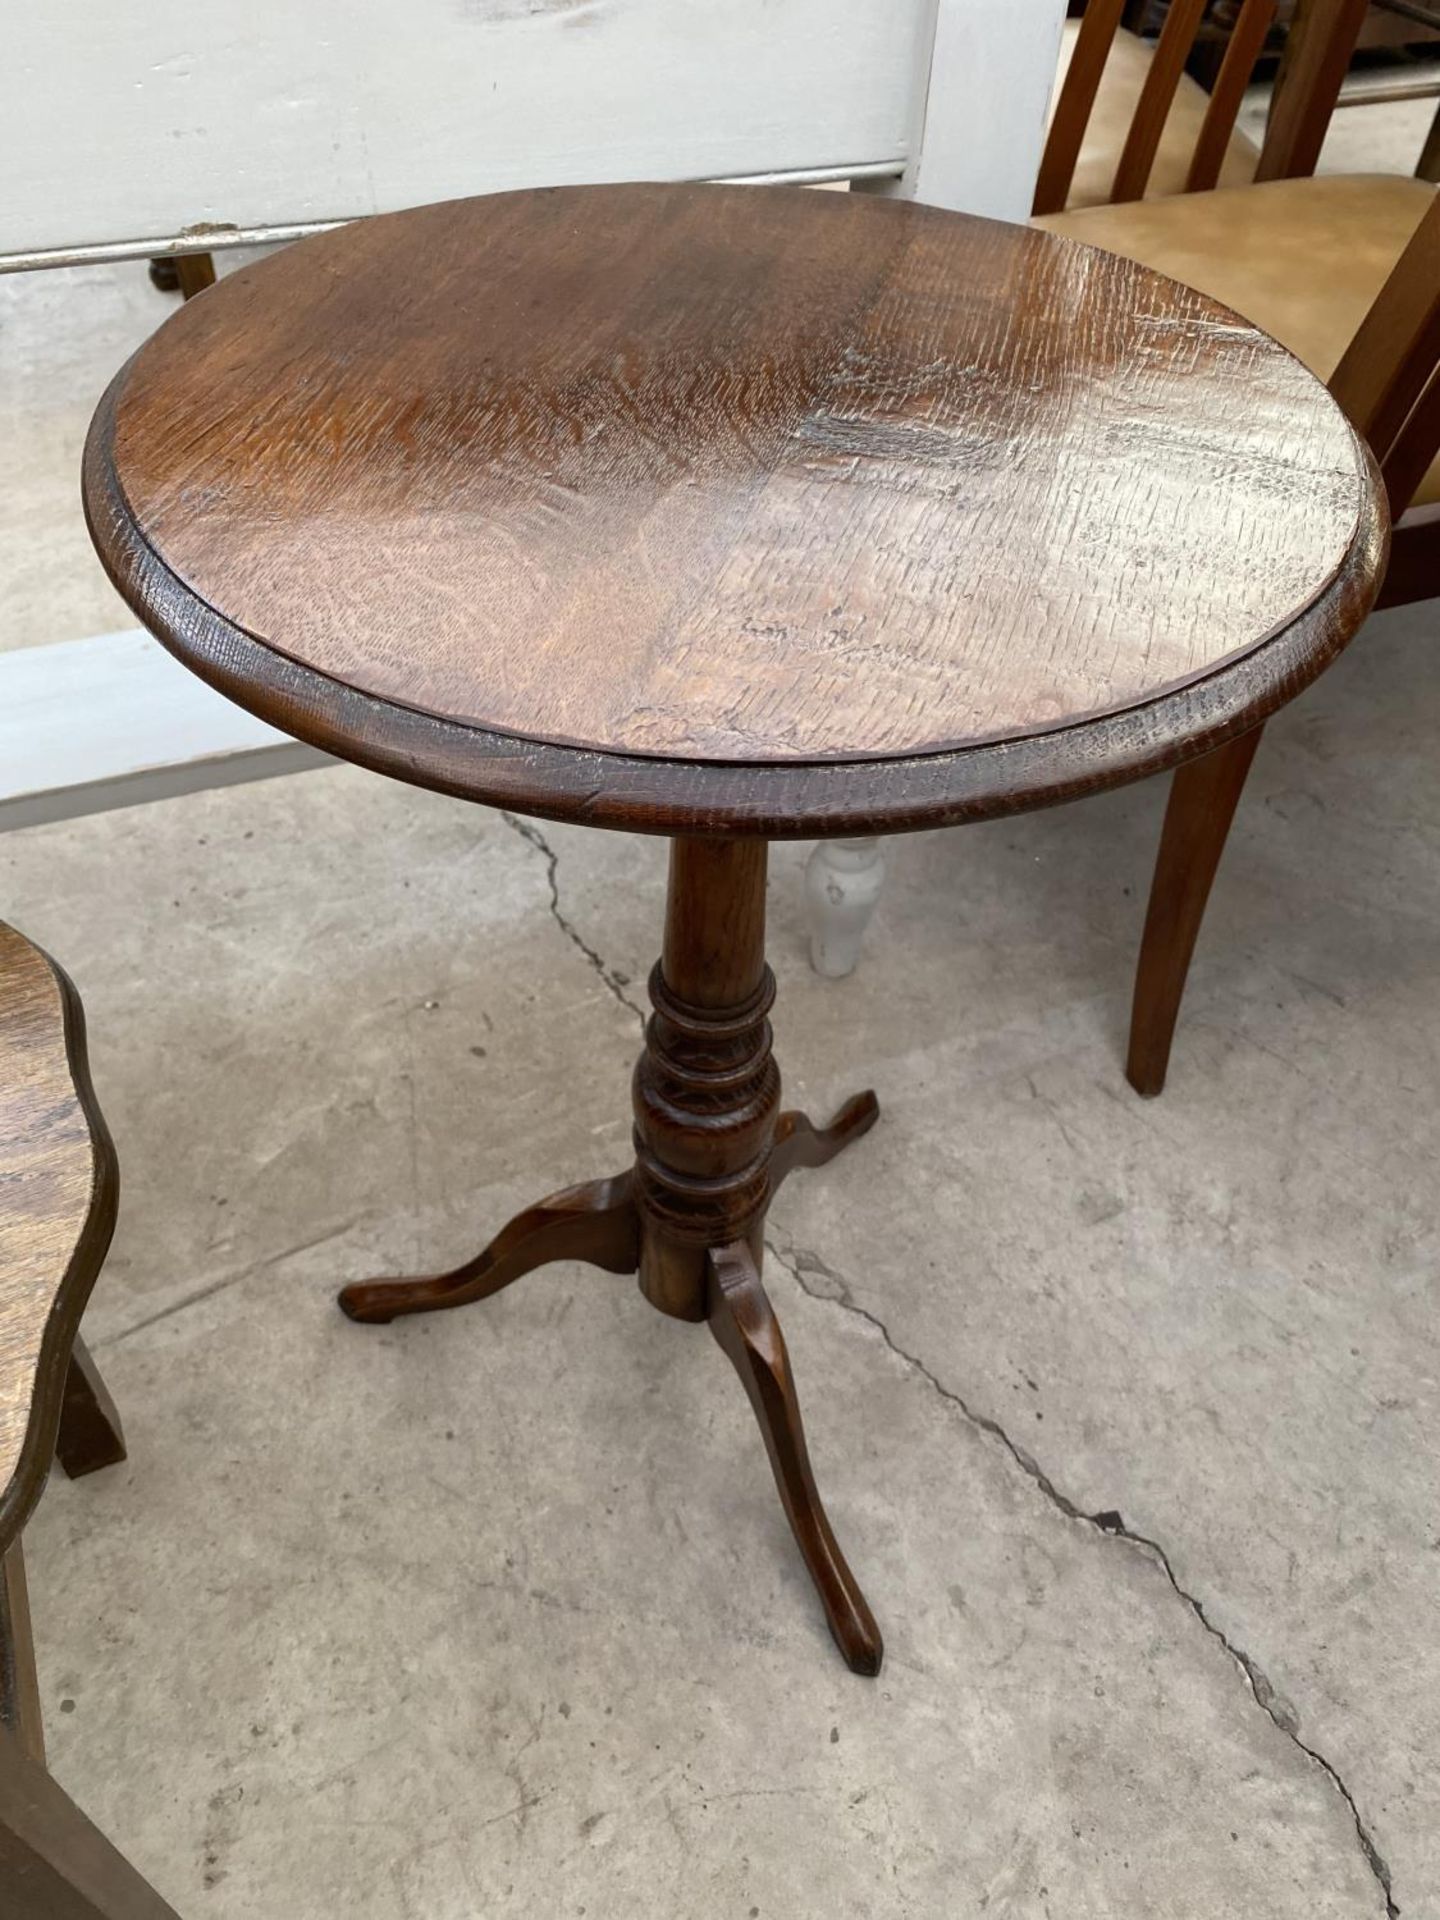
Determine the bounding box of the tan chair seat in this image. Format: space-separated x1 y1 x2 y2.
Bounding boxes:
1036 173 1440 507
1051 19 1259 209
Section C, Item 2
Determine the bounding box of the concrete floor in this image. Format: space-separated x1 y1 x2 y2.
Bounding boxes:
2 80 1439 1920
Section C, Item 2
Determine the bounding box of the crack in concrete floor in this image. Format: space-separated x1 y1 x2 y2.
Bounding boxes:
763 1233 1399 1919
500 811 647 1028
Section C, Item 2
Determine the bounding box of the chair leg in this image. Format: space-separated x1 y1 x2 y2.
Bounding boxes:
1127 728 1264 1098
0 1716 182 1919
0 1545 44 1766
175 253 217 300
56 1339 126 1481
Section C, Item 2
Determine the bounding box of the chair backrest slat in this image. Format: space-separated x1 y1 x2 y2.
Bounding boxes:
1033 0 1129 216
1034 0 1372 217
1255 0 1370 180
1111 0 1212 203
1186 0 1277 192
1327 193 1440 507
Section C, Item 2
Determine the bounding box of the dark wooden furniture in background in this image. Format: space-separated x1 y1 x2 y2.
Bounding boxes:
1367 0 1440 180
1173 0 1440 178
147 255 216 301
0 922 178 1919
85 182 1385 1673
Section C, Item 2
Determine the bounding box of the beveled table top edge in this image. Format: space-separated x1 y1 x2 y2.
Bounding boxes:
84 368 1389 840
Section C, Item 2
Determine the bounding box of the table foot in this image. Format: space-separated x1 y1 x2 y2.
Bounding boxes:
771 1091 879 1197
338 1171 639 1324
55 1336 127 1479
706 1240 883 1677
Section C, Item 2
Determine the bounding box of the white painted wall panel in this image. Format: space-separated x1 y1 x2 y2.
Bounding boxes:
0 631 332 830
891 0 1067 219
5 0 934 257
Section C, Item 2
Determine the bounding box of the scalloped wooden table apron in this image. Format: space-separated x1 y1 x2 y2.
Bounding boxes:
85 182 1387 1676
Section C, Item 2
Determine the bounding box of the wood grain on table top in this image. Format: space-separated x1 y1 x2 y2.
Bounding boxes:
102 182 1373 770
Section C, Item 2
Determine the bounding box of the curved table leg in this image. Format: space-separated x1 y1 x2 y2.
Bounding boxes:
770 1091 879 1197
339 1171 639 1324
706 1241 882 1676
56 1337 127 1480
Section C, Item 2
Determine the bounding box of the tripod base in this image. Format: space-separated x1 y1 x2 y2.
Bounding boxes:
340 838 884 1675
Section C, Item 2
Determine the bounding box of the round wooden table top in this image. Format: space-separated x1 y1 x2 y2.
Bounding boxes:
86 182 1386 838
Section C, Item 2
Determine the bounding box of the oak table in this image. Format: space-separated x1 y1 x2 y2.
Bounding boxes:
84 182 1386 1677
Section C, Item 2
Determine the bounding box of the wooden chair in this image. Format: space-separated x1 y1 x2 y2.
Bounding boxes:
1033 0 1371 215
1034 0 1440 1090
1099 192 1440 1093
1034 0 1437 610
0 921 178 1918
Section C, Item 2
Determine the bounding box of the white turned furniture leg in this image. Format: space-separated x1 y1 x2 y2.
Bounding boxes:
804 838 886 978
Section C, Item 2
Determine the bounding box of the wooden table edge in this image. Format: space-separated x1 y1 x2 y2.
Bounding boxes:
84 374 1390 841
